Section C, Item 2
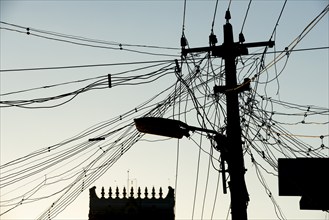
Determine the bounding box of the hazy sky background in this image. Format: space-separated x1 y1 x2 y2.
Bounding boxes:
1 1 328 219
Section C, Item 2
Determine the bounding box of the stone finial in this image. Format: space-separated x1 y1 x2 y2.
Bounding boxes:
101 187 105 198
137 187 141 198
159 187 163 198
123 187 127 198
151 187 155 198
144 187 148 198
109 187 112 198
130 187 134 198
115 187 119 198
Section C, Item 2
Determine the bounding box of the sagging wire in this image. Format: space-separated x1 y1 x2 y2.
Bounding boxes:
253 160 287 220
0 62 175 109
0 21 179 57
2 50 232 219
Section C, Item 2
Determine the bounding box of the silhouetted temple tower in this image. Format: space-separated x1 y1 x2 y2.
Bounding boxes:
89 186 175 220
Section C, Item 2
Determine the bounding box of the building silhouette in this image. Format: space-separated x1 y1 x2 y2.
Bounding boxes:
89 186 175 220
279 158 329 211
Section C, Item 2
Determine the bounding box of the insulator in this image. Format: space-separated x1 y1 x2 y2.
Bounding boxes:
225 10 231 21
108 74 112 88
209 33 218 46
239 33 245 43
180 36 187 48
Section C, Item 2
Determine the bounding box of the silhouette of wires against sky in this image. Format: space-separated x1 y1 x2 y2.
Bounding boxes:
0 21 179 57
1 2 328 220
1 4 328 108
0 61 176 108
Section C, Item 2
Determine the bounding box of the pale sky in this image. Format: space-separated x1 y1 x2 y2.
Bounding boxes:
1 1 328 220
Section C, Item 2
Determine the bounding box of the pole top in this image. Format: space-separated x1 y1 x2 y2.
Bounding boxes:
225 10 231 22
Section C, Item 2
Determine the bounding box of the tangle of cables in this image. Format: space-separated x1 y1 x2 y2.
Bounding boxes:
0 61 176 108
1 3 328 220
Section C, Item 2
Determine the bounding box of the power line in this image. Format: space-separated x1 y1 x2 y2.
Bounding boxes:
1 70 192 217
1 63 174 98
0 21 179 51
240 0 252 34
1 46 327 73
269 0 288 40
2 3 328 220
0 59 176 73
0 63 175 108
248 46 329 56
0 25 179 57
182 0 187 35
211 0 220 33
227 0 232 10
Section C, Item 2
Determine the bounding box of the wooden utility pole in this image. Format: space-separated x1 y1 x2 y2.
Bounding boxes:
182 11 274 220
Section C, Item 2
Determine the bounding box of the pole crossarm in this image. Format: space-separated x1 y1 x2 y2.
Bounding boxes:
182 40 274 57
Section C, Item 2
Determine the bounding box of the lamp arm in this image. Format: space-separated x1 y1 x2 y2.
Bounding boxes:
187 125 219 136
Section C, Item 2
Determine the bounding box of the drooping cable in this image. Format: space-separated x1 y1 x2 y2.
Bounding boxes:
240 0 252 34
0 21 179 57
182 0 187 35
0 59 176 73
210 167 221 219
211 0 220 33
227 0 232 10
0 62 175 109
200 144 212 219
269 0 288 40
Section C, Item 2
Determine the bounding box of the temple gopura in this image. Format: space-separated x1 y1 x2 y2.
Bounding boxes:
89 186 175 220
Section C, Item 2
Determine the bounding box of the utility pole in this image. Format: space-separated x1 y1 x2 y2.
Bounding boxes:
182 11 274 220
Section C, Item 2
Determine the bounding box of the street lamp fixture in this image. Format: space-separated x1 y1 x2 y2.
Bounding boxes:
134 117 228 194
134 117 218 139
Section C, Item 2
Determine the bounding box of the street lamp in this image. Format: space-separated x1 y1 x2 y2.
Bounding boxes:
134 117 218 139
134 117 250 219
134 117 229 195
